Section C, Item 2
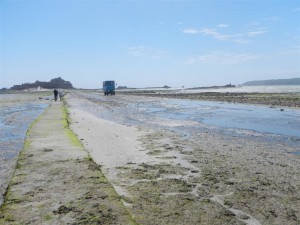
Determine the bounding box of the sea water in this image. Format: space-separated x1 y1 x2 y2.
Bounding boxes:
80 88 300 153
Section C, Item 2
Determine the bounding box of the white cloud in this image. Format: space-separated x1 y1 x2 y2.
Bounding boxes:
233 39 252 44
261 16 281 22
200 28 244 41
248 16 281 29
127 46 146 56
279 45 300 55
197 28 247 44
218 24 229 28
127 46 167 59
200 28 218 36
186 52 259 65
247 29 268 37
183 24 268 44
182 28 201 34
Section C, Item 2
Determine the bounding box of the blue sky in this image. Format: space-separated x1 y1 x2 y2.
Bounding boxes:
1 0 299 89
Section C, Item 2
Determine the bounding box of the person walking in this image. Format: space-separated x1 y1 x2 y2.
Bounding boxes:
53 89 58 101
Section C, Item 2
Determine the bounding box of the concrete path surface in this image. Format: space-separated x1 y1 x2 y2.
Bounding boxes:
0 102 135 225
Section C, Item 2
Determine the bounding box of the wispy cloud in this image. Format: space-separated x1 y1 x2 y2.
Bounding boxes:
247 29 268 37
127 46 145 56
186 52 260 65
183 23 268 44
200 28 244 41
279 45 300 55
218 24 229 28
248 16 281 28
127 46 167 59
261 16 281 22
182 28 200 34
183 27 246 44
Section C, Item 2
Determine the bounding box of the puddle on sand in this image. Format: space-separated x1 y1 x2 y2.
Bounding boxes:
148 99 300 138
88 95 300 146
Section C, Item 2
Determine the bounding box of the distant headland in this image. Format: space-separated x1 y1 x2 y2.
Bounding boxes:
9 77 74 90
242 78 300 86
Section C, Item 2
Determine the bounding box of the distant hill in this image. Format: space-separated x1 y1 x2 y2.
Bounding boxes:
10 77 74 90
242 78 300 86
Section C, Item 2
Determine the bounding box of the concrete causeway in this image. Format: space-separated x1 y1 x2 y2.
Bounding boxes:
0 101 135 224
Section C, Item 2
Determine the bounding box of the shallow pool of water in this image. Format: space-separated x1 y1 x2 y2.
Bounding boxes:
78 93 300 149
156 99 300 138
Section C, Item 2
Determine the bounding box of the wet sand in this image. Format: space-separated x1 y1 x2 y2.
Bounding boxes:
120 91 300 108
66 91 300 225
1 90 299 225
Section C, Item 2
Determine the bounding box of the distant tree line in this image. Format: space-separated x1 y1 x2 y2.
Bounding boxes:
10 77 74 90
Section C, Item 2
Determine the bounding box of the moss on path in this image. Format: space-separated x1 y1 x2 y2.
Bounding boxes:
0 101 135 225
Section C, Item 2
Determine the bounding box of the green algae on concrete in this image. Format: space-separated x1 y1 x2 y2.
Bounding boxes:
62 102 83 148
0 101 136 225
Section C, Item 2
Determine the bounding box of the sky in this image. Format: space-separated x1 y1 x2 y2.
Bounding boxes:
0 0 299 89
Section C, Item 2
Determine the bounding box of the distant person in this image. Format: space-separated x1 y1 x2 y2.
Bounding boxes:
58 90 63 101
53 89 58 101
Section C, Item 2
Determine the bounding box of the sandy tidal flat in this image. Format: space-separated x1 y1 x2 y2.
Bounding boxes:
66 91 300 225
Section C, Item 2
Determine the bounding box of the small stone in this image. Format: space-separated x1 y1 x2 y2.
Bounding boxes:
223 210 235 217
239 214 250 220
53 205 73 214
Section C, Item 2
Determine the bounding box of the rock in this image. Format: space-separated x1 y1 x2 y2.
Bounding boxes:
239 214 250 220
53 205 74 214
223 210 235 217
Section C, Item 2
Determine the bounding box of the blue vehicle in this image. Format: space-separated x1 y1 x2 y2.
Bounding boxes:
103 80 115 95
